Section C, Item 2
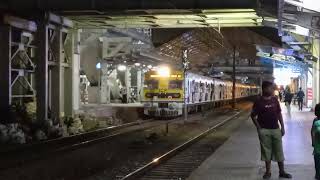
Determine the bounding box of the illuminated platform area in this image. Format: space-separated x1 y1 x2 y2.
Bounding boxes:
188 104 315 180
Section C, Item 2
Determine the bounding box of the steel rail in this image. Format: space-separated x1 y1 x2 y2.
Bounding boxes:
120 111 243 180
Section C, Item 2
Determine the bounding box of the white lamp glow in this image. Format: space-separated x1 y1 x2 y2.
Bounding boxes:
117 65 126 71
96 63 101 69
157 66 170 77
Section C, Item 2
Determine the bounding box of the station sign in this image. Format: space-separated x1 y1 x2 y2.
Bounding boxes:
307 88 313 100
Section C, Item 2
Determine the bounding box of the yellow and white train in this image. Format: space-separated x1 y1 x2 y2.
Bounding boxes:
143 69 259 118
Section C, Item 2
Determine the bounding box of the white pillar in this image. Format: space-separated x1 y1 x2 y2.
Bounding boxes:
100 62 110 104
312 39 320 108
313 62 320 107
72 30 81 112
137 70 142 102
125 67 131 103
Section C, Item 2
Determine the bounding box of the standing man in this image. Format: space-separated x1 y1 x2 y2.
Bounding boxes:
251 81 292 179
297 87 305 111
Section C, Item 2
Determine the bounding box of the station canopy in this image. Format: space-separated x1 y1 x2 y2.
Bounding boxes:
65 9 276 29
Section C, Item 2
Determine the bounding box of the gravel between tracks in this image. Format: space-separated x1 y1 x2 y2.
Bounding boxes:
0 102 252 180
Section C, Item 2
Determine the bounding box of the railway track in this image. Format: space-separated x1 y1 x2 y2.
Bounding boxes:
0 110 214 171
0 119 169 170
119 110 247 180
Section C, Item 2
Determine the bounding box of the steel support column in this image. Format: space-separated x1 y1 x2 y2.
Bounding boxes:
36 13 74 121
64 31 75 116
125 67 131 103
312 39 320 108
0 25 11 115
51 28 64 118
36 22 49 121
232 46 236 109
137 70 142 102
72 30 81 111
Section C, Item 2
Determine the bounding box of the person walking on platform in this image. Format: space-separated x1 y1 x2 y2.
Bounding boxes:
297 87 305 111
311 104 320 180
251 81 292 179
279 90 283 102
284 87 293 115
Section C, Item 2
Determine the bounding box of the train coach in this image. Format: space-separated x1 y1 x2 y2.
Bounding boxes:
143 68 259 118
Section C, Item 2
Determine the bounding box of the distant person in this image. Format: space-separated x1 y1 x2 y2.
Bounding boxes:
279 91 283 102
284 88 293 106
251 81 292 179
311 103 320 180
274 90 280 100
284 87 293 115
297 88 305 111
120 87 127 103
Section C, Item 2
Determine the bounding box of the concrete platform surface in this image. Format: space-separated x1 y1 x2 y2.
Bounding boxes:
188 104 315 180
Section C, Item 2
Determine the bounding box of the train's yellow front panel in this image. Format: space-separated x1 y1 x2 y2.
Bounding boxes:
143 70 184 102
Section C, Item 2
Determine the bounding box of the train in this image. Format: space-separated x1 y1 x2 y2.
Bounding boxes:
143 68 260 118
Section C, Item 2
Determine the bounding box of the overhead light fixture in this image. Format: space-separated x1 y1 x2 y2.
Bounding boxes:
117 65 126 71
204 12 258 19
157 66 170 77
134 63 141 66
147 65 153 69
96 63 101 69
201 9 255 13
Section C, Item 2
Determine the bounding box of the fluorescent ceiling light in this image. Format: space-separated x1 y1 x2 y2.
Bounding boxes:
302 0 320 12
153 15 202 19
109 16 149 20
288 25 310 36
285 0 320 13
202 9 255 13
208 23 262 27
104 21 154 25
117 65 126 71
204 12 258 19
96 63 101 69
134 63 141 66
157 66 170 77
205 18 262 24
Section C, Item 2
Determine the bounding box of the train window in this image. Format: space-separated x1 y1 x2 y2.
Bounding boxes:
144 80 159 90
169 80 183 89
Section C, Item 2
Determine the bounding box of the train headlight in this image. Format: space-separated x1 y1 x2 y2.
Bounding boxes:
157 66 170 77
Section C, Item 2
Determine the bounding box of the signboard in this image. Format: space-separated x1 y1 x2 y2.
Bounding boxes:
307 88 313 100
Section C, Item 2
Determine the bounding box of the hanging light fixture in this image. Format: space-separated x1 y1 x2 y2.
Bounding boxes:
117 65 127 71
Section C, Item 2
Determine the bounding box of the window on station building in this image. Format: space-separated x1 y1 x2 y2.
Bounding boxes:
169 80 183 89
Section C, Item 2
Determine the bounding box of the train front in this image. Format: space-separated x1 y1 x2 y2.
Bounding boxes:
143 67 184 118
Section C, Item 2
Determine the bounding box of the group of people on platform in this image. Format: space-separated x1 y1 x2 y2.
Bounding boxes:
275 86 305 111
251 81 320 179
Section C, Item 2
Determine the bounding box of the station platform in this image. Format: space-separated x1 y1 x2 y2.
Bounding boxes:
188 104 315 180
